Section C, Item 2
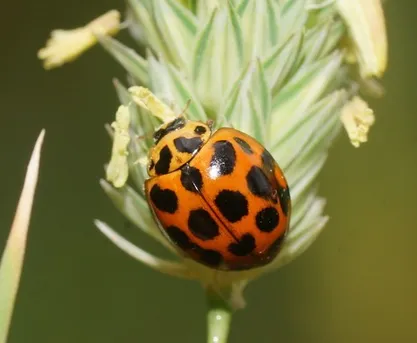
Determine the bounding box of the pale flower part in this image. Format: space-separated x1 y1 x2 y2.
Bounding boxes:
336 0 387 78
106 105 130 188
0 130 45 343
340 96 375 147
38 10 121 69
129 86 177 123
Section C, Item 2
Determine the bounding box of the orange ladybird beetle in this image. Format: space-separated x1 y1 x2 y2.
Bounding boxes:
144 117 291 270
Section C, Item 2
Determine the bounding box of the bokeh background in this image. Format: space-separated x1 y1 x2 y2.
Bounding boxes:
1 1 416 342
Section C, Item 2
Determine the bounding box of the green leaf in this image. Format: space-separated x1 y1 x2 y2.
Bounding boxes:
195 1 219 22
321 21 345 57
192 9 217 82
246 90 264 142
282 107 343 220
263 32 303 97
290 153 328 202
286 101 344 184
153 0 197 68
98 35 149 86
0 130 44 343
187 0 197 13
147 53 174 101
217 64 249 127
253 60 271 127
266 0 280 46
238 0 280 60
166 65 207 122
236 0 250 16
192 4 244 114
302 22 333 64
243 60 271 144
95 220 190 278
270 52 343 149
219 62 267 142
125 8 147 46
289 156 325 210
301 19 344 65
306 1 337 27
290 194 327 241
289 191 317 229
146 55 206 121
273 90 346 172
128 0 173 60
270 198 328 270
166 0 198 35
147 53 186 116
223 1 244 86
280 0 308 40
113 78 132 105
289 197 327 242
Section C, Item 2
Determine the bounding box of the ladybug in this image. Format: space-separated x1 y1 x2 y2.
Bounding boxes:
144 117 291 270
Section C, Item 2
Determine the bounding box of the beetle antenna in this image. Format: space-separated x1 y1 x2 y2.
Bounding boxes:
136 131 154 141
206 119 214 129
178 99 191 119
216 111 234 129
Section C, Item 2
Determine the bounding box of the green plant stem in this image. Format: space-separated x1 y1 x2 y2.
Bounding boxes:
206 289 232 343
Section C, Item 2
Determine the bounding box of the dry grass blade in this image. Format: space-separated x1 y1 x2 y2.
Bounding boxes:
0 130 45 343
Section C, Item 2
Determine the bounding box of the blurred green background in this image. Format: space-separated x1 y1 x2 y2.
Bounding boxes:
1 1 416 342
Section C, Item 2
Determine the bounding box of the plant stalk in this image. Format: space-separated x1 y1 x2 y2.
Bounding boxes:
206 289 232 343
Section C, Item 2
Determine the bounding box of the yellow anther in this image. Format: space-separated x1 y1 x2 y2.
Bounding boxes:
38 10 121 69
106 105 131 188
341 96 375 148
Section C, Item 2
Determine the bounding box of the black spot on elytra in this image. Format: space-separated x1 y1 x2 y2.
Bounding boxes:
149 184 178 213
246 166 276 202
174 136 203 154
215 190 248 222
228 233 256 256
209 140 236 178
148 159 155 171
166 226 194 250
197 248 223 267
180 165 203 193
153 117 186 144
256 207 279 232
164 225 224 268
188 209 219 240
233 137 253 154
155 145 172 175
278 187 290 216
194 125 207 135
261 149 276 173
